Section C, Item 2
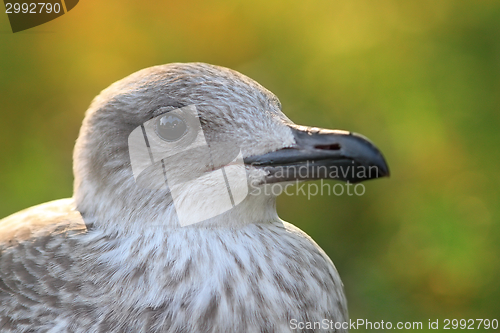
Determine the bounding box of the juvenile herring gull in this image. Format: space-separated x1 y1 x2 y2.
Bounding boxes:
0 63 389 332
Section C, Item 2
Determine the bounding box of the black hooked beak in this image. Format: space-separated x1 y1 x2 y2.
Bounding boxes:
243 124 389 184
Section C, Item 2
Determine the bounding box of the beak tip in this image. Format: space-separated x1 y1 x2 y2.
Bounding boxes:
380 166 390 178
373 154 390 180
380 157 390 176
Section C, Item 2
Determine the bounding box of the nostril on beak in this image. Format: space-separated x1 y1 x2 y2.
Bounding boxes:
314 143 341 151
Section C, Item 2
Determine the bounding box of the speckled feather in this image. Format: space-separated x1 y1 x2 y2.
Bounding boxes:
0 63 348 332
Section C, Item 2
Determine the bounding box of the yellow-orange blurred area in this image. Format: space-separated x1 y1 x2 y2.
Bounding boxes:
0 1 499 330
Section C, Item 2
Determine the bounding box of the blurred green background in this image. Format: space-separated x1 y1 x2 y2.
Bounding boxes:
1 1 499 331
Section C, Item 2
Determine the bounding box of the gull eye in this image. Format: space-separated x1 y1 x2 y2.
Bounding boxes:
155 114 187 141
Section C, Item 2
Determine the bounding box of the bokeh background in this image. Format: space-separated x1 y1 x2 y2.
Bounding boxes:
1 1 499 331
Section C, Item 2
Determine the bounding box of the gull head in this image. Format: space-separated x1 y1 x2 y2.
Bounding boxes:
73 63 388 232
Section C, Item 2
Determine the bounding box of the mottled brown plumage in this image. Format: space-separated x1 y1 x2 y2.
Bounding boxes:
0 199 347 332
